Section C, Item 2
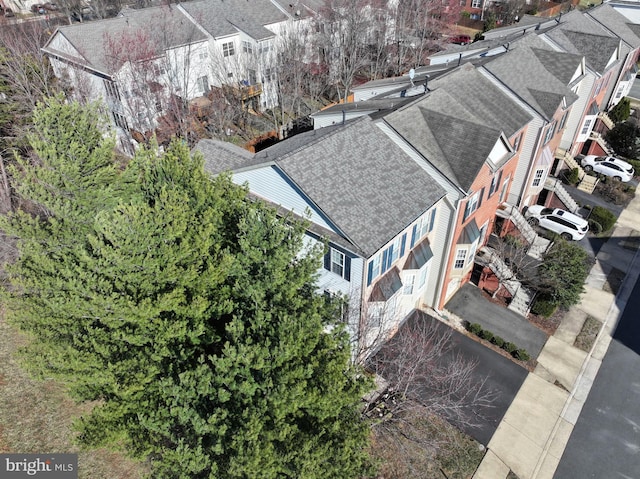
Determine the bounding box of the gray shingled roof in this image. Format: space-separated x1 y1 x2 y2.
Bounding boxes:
44 6 207 75
482 33 580 120
195 139 255 174
531 47 583 85
195 118 445 257
588 3 640 48
180 0 286 40
275 117 446 256
385 64 531 192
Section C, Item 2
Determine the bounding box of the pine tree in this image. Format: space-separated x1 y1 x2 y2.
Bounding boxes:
3 100 373 478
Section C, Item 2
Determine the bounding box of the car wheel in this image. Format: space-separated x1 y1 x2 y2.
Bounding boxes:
561 232 572 241
583 165 593 172
528 218 539 227
613 176 622 181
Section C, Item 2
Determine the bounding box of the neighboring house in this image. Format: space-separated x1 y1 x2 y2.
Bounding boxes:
478 33 583 208
383 64 533 310
42 5 211 153
42 0 312 149
195 116 447 358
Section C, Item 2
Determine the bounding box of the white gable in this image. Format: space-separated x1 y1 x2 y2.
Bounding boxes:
487 136 510 166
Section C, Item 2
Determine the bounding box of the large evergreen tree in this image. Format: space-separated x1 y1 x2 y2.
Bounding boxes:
2 99 373 478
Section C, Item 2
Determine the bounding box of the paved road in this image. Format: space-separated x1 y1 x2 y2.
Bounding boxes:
554 274 640 478
446 284 548 358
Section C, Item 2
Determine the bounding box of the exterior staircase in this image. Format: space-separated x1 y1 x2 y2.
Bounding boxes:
495 204 550 260
475 246 532 317
590 131 613 156
598 111 615 130
554 150 599 194
544 178 580 212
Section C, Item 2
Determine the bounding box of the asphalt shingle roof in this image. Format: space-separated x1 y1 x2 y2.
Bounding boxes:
44 6 207 75
385 64 531 192
482 33 580 120
274 117 445 256
180 0 287 39
588 3 640 48
195 117 445 257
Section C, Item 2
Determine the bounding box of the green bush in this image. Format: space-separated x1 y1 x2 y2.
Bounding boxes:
608 97 631 124
467 322 483 335
492 336 505 348
480 329 494 342
504 342 518 354
565 167 580 185
531 297 558 317
513 349 530 361
589 220 603 235
626 158 640 172
589 205 617 233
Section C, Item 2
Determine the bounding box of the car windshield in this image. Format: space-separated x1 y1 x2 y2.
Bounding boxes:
540 208 554 215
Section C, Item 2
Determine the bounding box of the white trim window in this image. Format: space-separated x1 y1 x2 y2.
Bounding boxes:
463 193 479 222
543 122 556 144
196 75 209 94
454 248 467 269
499 175 510 203
367 255 381 286
532 168 545 187
330 249 345 277
222 42 235 57
242 41 253 54
580 118 593 136
410 209 436 248
471 0 482 7
418 264 428 289
403 274 416 295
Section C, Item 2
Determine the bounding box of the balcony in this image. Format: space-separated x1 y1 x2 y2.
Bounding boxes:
239 83 262 100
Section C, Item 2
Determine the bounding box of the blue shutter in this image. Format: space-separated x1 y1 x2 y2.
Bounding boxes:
324 248 331 272
400 233 407 257
367 260 374 286
428 209 436 232
381 249 389 273
410 224 418 248
344 256 351 281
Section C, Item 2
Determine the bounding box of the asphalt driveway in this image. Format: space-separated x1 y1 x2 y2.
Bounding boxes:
446 283 548 358
373 311 529 446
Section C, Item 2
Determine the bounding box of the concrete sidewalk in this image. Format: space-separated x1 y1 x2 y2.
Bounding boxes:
473 192 640 479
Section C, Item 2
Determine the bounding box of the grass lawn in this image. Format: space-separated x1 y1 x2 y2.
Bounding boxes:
0 308 147 479
574 315 602 353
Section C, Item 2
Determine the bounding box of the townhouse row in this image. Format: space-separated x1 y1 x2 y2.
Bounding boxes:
194 2 640 357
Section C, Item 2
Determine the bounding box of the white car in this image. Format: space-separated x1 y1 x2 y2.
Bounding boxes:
525 206 589 241
581 155 635 182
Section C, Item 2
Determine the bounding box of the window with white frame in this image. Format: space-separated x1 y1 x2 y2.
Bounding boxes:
259 41 271 55
324 246 350 280
198 49 208 61
454 248 467 269
196 75 209 94
330 249 345 277
471 0 482 7
418 264 429 289
580 118 592 135
112 112 128 131
222 42 235 57
532 168 545 187
367 255 381 286
489 170 503 197
242 41 253 54
410 209 436 248
463 192 479 222
263 68 275 83
558 111 568 130
403 274 415 295
543 122 556 144
104 80 121 101
512 132 523 151
499 175 510 202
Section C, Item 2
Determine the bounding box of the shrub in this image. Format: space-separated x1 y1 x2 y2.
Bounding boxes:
467 323 482 335
539 241 590 309
626 158 640 173
480 329 494 342
513 349 530 361
589 220 603 235
565 167 580 185
504 342 518 354
492 336 505 348
531 297 558 317
588 205 617 233
608 97 631 124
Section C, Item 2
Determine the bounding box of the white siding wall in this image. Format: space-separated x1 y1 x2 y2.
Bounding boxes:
232 166 338 231
423 196 454 309
560 75 595 151
312 110 376 129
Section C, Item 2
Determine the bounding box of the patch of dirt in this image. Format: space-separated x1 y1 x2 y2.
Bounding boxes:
574 316 602 353
528 306 565 336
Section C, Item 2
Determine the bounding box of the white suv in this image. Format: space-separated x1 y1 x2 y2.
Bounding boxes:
525 206 589 241
581 155 635 182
